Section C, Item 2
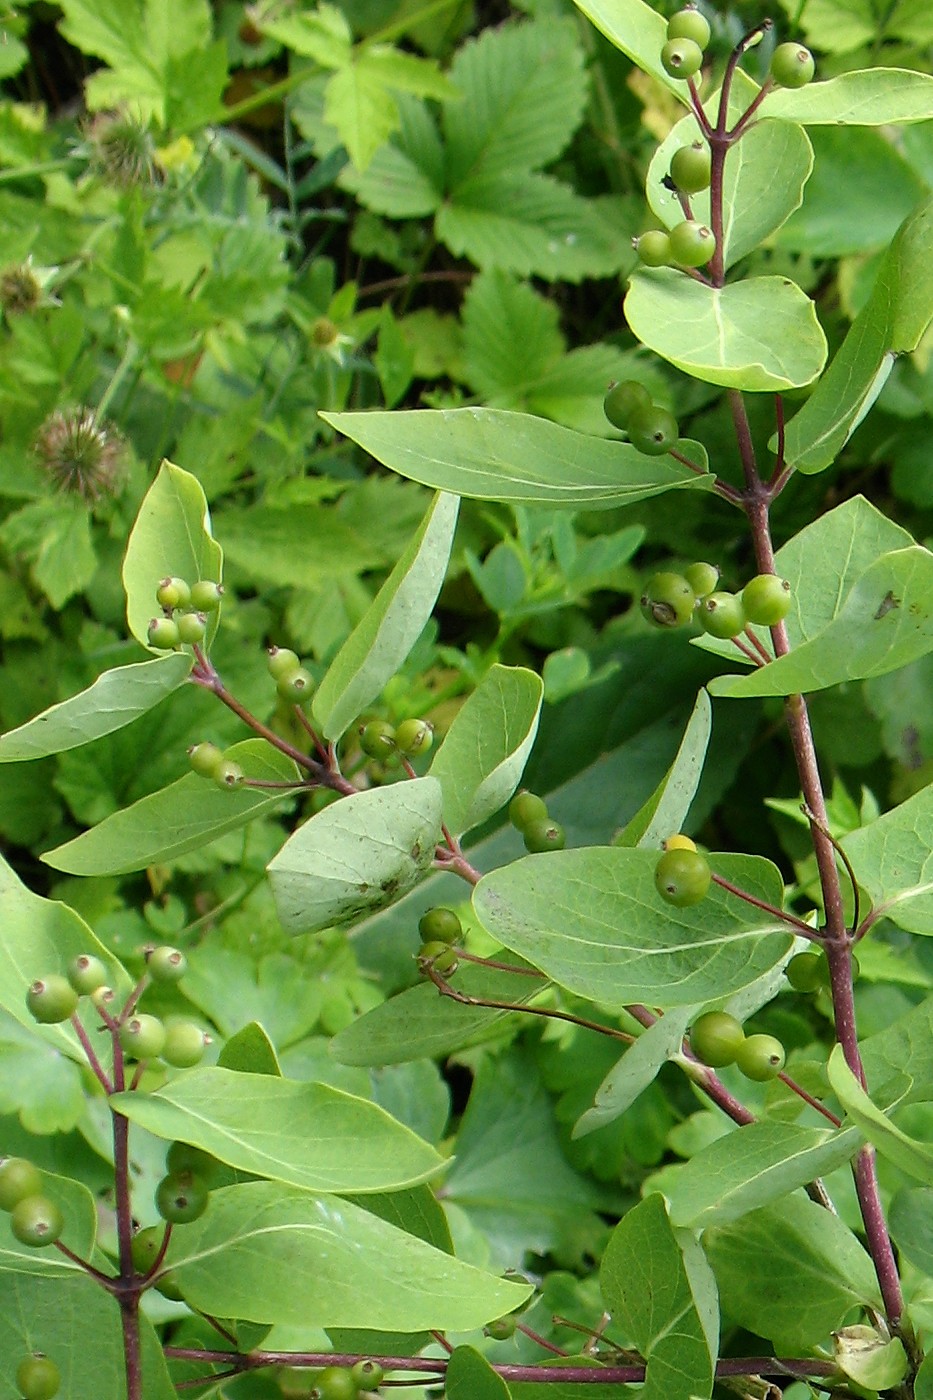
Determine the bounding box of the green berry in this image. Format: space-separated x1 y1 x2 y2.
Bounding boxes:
627 404 680 456
736 1033 786 1081
667 5 711 48
770 41 815 88
166 1142 219 1182
119 1014 166 1061
395 717 434 757
130 1223 164 1273
67 954 108 995
311 1366 359 1400
267 646 301 681
654 848 711 906
635 229 672 268
359 719 397 760
352 1359 385 1388
698 590 746 639
669 218 716 267
214 759 244 790
279 1367 313 1399
277 666 315 705
418 907 462 944
487 1314 518 1339
684 561 719 597
508 789 549 830
146 945 187 983
189 580 224 612
147 616 180 650
640 571 695 629
523 817 566 853
154 1268 184 1300
15 1354 60 1400
664 833 697 852
10 1195 63 1247
785 951 823 992
162 1020 207 1069
661 36 703 79
741 573 792 626
418 941 460 976
156 1171 209 1224
188 741 225 779
26 975 79 1025
670 141 711 194
0 1157 42 1211
604 380 652 431
689 1011 745 1067
176 611 207 645
155 576 191 610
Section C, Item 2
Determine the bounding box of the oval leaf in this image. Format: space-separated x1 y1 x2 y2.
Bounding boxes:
763 68 933 126
828 1044 933 1185
842 783 933 936
447 1346 513 1400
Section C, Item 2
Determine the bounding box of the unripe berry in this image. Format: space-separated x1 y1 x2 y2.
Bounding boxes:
352 1360 385 1388
627 404 679 456
162 1020 208 1068
487 1314 518 1339
736 1033 786 1081
418 907 462 944
156 576 191 610
189 579 224 612
147 616 180 650
176 611 207 645
146 945 187 983
214 759 244 790
698 591 746 639
10 1195 63 1247
166 1142 220 1183
641 571 695 629
509 789 549 830
654 848 711 906
156 1171 209 1224
669 219 716 267
267 646 301 681
634 229 672 268
661 37 704 78
67 953 108 995
0 1157 42 1211
770 41 815 88
785 951 823 992
15 1354 60 1400
667 5 711 49
604 380 652 431
311 1367 358 1400
26 975 79 1024
277 667 315 705
664 833 697 852
741 573 792 626
188 741 225 778
359 719 396 759
130 1223 164 1273
119 1013 166 1061
418 941 460 976
684 561 719 597
689 1010 745 1067
395 717 434 757
670 141 711 194
523 817 566 853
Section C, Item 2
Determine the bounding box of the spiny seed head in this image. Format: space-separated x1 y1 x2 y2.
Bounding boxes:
84 110 157 187
0 259 51 316
34 408 125 503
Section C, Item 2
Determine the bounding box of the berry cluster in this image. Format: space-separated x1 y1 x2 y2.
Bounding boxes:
0 1157 63 1250
279 1361 385 1399
654 834 711 907
147 575 223 651
358 717 434 762
604 381 679 456
417 906 461 977
640 566 792 639
508 789 565 853
689 1010 786 1081
267 646 316 706
188 741 244 790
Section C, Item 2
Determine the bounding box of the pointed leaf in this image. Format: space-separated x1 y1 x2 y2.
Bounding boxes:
624 271 828 391
218 1022 281 1076
429 664 543 837
574 1007 695 1138
42 738 300 875
321 408 711 508
111 1067 444 1191
446 1346 512 1400
312 493 458 741
763 68 933 126
828 1044 933 1184
339 93 445 217
268 778 443 936
614 687 711 848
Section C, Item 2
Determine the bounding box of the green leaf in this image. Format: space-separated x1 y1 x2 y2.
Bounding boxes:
614 687 711 848
42 737 299 875
312 493 458 742
573 1007 695 1139
447 1346 512 1400
182 948 322 1049
889 1186 933 1278
601 1195 717 1400
216 503 383 590
217 1022 282 1076
472 848 792 1009
828 1044 933 1184
165 1180 532 1328
338 93 445 218
0 1019 85 1133
268 778 443 936
624 271 827 392
324 63 401 173
111 1067 444 1192
781 196 933 473
0 1169 97 1274
920 1356 933 1400
703 1197 882 1347
0 653 192 762
663 1122 862 1228
842 785 933 936
568 0 686 101
861 997 933 1103
834 1327 909 1391
763 68 933 126
321 408 711 508
122 460 223 651
429 665 543 837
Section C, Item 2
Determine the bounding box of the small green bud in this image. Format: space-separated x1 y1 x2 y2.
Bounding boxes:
189 580 224 612
155 577 191 610
147 617 180 649
175 611 207 644
394 717 434 757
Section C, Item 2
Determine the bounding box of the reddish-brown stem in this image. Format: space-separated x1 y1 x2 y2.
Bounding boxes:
710 872 817 938
730 633 764 667
454 949 545 976
515 1322 570 1356
54 1239 118 1287
777 1072 841 1126
110 1038 143 1400
743 625 773 665
70 1011 113 1093
431 1329 454 1354
426 965 634 1044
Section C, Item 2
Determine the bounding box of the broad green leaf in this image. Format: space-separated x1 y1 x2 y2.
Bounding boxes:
861 996 933 1102
472 848 792 1009
828 1044 933 1184
312 493 458 741
447 1346 512 1400
573 1007 695 1139
258 3 351 64
111 1067 444 1191
321 408 712 508
324 64 405 173
647 118 813 270
920 1356 933 1400
614 688 711 848
763 68 933 126
122 460 223 651
601 1195 717 1400
664 1122 862 1228
268 778 443 936
42 738 299 875
704 1197 882 1347
625 271 827 391
842 786 933 936
216 503 383 590
569 0 686 100
429 664 543 837
338 92 446 218
708 545 933 698
165 1180 532 1328
781 196 933 473
217 1022 281 1076
0 653 192 762
0 1018 85 1133
890 1186 933 1278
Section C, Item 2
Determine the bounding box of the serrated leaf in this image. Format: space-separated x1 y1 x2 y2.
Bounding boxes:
0 653 192 762
601 1195 717 1400
111 1067 444 1191
216 503 382 589
429 664 543 837
321 408 712 508
624 271 827 391
763 68 933 126
122 460 223 651
268 778 443 936
42 738 299 876
828 1044 933 1184
164 1180 532 1329
312 493 458 742
338 93 445 217
614 687 711 848
324 63 401 172
446 1346 512 1400
472 848 793 1008
462 270 565 400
